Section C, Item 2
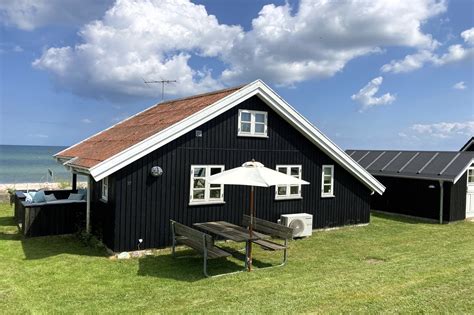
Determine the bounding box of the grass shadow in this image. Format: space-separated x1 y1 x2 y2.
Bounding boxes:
371 211 438 225
0 232 22 241
137 249 245 282
20 234 107 260
218 244 274 269
0 216 16 227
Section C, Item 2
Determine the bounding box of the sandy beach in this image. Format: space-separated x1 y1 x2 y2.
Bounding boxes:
0 181 87 192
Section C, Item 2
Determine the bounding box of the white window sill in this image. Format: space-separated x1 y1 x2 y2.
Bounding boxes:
189 201 226 206
275 196 303 201
100 198 108 203
237 133 268 138
321 194 335 198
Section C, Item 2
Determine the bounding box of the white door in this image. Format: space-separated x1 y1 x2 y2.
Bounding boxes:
466 167 474 219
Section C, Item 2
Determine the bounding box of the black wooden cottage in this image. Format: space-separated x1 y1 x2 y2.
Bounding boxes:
56 80 385 252
346 149 474 223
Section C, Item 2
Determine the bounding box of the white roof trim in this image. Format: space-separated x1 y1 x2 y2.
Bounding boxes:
86 79 385 194
453 158 474 184
460 138 474 152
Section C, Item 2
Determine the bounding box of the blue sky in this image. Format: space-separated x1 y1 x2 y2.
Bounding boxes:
0 0 472 150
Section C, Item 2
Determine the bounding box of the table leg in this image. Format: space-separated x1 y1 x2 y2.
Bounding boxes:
244 241 249 269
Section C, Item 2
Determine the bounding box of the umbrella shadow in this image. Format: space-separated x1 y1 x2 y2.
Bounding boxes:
137 249 245 282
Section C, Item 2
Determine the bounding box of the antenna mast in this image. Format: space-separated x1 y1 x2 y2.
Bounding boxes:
143 79 177 102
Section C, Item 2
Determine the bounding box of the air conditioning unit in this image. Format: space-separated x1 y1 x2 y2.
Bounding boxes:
280 213 313 238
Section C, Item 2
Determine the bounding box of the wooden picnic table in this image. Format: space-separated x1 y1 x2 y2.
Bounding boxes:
193 221 270 242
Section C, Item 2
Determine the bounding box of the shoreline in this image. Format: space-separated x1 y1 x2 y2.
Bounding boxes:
0 181 87 193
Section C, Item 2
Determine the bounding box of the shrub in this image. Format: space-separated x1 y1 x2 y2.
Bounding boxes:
57 180 71 190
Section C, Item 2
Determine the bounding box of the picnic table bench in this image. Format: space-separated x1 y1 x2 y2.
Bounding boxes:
170 220 231 277
242 215 293 265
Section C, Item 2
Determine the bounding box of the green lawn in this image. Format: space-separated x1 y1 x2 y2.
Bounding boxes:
1 202 473 313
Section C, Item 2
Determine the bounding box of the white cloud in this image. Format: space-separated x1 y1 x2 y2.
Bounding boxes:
33 0 447 100
411 121 474 139
453 81 466 90
351 77 396 111
81 118 92 124
33 0 242 100
221 0 445 86
461 27 474 45
381 27 474 73
0 0 113 31
0 43 24 54
28 134 49 138
381 50 435 73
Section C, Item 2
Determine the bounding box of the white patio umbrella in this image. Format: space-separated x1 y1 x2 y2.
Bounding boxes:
208 160 309 271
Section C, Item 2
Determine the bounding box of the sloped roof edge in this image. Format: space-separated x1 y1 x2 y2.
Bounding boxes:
460 137 474 152
81 80 384 195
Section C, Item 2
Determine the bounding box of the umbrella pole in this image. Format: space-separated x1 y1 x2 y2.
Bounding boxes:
248 185 254 272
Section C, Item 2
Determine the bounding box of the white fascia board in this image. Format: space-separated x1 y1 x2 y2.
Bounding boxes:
254 81 385 195
460 139 474 152
453 158 474 184
90 81 261 181
54 156 91 176
89 79 385 194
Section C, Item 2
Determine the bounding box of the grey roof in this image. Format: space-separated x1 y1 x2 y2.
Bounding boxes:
346 150 474 183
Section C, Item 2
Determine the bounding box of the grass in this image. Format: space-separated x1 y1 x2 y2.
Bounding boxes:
1 202 473 313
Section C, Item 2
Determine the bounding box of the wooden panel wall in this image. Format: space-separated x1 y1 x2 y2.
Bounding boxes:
23 202 86 237
371 175 467 223
371 176 441 220
448 173 467 221
90 176 116 249
106 96 371 251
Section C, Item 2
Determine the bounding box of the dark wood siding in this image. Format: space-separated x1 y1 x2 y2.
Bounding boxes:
371 175 467 223
23 203 86 237
90 176 116 249
448 173 467 221
13 190 86 237
101 96 371 251
371 176 441 220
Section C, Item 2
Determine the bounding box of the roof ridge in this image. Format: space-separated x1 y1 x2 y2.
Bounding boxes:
157 84 246 106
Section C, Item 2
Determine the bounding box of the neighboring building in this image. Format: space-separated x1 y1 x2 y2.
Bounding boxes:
346 149 474 223
56 80 384 252
460 137 474 152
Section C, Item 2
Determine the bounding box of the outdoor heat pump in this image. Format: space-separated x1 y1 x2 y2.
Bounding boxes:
279 213 313 238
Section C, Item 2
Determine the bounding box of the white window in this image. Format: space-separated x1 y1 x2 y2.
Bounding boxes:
321 165 334 197
101 176 108 201
190 165 225 205
468 168 474 184
275 165 302 199
238 109 268 137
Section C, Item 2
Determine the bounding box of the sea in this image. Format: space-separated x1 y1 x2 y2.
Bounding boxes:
0 145 83 184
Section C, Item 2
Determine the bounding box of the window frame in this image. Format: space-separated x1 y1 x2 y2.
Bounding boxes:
468 168 474 185
321 165 335 198
101 176 108 202
275 165 302 200
237 109 268 138
189 165 225 205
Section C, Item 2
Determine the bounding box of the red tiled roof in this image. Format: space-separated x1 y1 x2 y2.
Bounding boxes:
56 86 242 169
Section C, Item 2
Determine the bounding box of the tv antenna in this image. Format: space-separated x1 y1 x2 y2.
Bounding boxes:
143 79 177 102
